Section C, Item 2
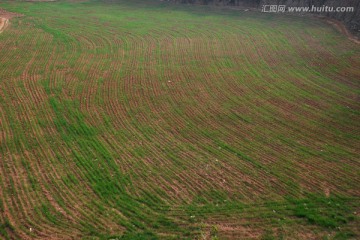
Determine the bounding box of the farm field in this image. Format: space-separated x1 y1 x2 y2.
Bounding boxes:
0 0 359 239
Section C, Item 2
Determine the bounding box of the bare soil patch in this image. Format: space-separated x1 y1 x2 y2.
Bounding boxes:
0 8 23 33
0 8 22 19
0 17 8 33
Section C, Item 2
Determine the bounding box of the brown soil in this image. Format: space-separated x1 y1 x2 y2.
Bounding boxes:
0 8 23 33
0 8 22 19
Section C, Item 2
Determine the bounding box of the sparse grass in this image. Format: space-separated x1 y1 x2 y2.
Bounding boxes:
0 0 359 239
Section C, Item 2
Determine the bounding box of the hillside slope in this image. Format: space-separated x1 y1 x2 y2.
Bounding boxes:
175 0 360 37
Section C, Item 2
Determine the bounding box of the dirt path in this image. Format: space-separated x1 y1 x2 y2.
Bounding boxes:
322 17 360 44
0 8 23 34
0 17 9 33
